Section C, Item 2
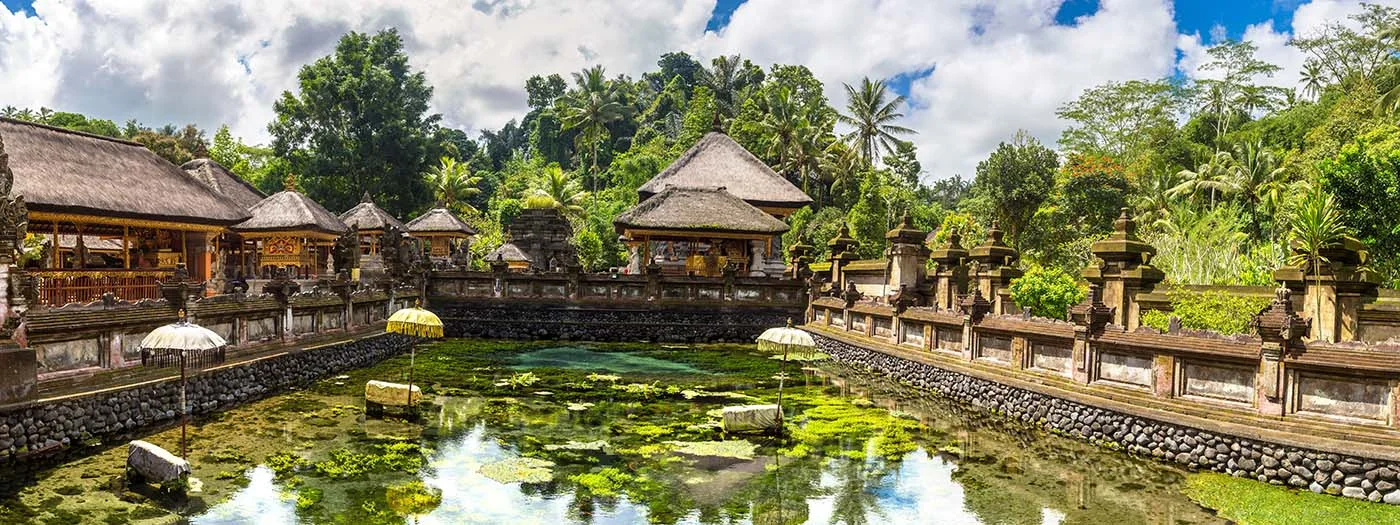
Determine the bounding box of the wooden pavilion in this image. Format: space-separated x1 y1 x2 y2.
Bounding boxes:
180 158 268 286
405 207 475 264
614 187 789 277
231 177 349 280
620 132 810 277
339 192 405 258
0 118 250 306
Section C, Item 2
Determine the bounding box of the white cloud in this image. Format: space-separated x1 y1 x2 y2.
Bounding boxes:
0 0 1387 183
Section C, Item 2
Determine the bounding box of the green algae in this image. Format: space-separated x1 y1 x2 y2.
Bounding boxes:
479 457 556 484
1184 472 1400 524
666 440 759 460
569 467 635 497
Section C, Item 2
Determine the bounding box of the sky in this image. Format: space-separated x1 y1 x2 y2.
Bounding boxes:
0 0 1395 182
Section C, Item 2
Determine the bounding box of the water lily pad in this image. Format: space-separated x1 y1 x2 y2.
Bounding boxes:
665 440 758 460
478 457 555 484
566 402 595 411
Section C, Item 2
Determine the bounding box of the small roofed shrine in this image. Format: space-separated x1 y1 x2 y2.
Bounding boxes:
406 207 475 266
614 187 788 277
619 132 809 277
484 242 532 271
0 118 251 306
339 192 406 277
231 176 349 280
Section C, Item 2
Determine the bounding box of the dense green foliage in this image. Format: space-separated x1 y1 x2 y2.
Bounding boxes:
1007 265 1085 319
1139 287 1272 335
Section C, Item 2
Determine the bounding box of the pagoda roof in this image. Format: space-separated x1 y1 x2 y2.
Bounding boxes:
406 207 476 236
637 132 811 210
0 117 250 226
340 192 405 232
233 189 349 236
615 187 788 236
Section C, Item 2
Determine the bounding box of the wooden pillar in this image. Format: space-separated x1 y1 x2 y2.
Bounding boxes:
51 222 59 267
122 225 130 269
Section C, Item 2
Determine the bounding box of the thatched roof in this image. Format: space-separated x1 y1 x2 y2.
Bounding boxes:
614 187 788 235
406 207 476 235
0 118 250 225
340 192 404 233
637 132 811 209
233 189 348 235
486 242 531 262
180 158 267 211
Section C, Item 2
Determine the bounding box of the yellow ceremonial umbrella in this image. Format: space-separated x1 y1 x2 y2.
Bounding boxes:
386 300 444 413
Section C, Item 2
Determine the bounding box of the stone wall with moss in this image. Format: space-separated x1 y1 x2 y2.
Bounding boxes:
814 333 1400 505
0 333 412 470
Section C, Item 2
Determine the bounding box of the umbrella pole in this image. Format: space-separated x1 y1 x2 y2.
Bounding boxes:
406 337 416 417
180 348 187 460
776 343 787 436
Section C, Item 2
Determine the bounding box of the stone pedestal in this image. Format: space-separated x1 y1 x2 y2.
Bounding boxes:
968 222 1020 315
1252 287 1310 417
827 225 859 294
1272 237 1378 343
884 214 929 303
1081 209 1163 330
928 231 968 312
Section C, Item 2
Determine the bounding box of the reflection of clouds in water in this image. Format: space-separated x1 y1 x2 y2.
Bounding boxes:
418 422 649 525
807 450 986 525
192 466 297 525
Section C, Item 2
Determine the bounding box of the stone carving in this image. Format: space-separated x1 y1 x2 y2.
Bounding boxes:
1069 283 1114 335
450 240 472 269
262 266 301 303
333 230 360 276
1253 286 1311 350
157 263 205 311
379 224 421 286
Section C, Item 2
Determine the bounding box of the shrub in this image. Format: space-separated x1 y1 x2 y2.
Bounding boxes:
1139 287 1270 335
1009 265 1085 319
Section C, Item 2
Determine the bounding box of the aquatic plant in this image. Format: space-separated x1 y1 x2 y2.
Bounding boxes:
585 373 621 383
507 372 541 389
1184 472 1400 524
385 481 443 518
569 467 635 497
665 440 758 460
295 487 323 510
312 442 425 479
265 452 310 479
611 382 661 398
479 456 555 484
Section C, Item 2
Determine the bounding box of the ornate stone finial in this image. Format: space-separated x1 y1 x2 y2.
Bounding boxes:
1253 286 1311 347
1112 207 1136 239
361 191 373 203
283 174 298 192
1069 283 1114 334
947 230 962 250
985 221 1005 245
957 286 992 323
842 281 863 308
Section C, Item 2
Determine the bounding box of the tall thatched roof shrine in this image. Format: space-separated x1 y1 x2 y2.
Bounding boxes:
637 132 812 214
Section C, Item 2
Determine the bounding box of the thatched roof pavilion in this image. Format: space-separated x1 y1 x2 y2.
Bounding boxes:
637 132 812 215
0 118 252 304
340 192 404 234
407 207 475 259
615 187 788 277
1 118 250 228
485 242 531 271
232 178 348 279
180 158 267 211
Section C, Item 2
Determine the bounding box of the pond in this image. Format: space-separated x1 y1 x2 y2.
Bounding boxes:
0 340 1274 524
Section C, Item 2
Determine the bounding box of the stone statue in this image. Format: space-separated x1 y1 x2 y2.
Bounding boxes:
332 230 360 276
450 240 472 269
379 224 422 285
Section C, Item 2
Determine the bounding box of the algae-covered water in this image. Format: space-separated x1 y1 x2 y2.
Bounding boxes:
0 340 1228 524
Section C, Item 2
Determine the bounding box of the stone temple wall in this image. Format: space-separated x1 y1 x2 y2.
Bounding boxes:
0 333 413 470
814 333 1400 505
438 301 800 343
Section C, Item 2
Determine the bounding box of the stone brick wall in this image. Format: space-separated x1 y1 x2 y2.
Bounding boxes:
0 333 412 466
438 301 801 343
815 333 1400 505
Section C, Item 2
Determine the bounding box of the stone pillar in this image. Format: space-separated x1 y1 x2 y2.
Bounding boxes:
1272 237 1378 342
1069 284 1113 385
826 224 859 294
262 267 300 341
1252 287 1310 416
1081 209 1164 330
884 213 930 303
786 243 815 281
969 222 1021 315
958 285 991 361
928 231 968 312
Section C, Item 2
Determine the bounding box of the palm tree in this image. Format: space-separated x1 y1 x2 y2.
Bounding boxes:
1299 61 1325 101
1131 167 1181 227
821 141 864 206
0 106 16 118
1170 151 1239 207
556 65 632 196
423 156 482 214
14 108 35 122
530 165 588 219
1231 140 1287 218
1375 26 1400 116
758 87 801 181
1286 183 1353 337
838 77 915 165
785 123 827 199
697 54 752 125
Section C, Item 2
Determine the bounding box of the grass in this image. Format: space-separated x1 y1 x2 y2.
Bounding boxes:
1184 472 1400 525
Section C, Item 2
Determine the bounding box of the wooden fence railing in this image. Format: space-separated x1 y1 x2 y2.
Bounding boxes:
31 269 173 307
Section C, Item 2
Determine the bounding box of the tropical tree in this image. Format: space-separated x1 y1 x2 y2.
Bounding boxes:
1132 167 1182 227
821 141 865 206
530 165 588 218
838 77 915 165
1170 151 1239 207
1230 140 1287 224
556 65 632 194
424 156 483 214
757 86 801 182
1299 61 1326 101
1286 183 1354 332
696 54 762 126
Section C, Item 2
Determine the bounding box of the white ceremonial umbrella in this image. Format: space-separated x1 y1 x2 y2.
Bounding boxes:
141 310 228 460
755 319 817 434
